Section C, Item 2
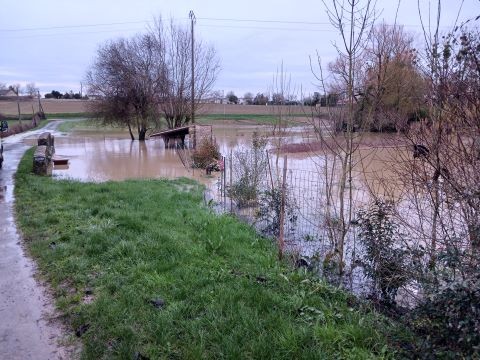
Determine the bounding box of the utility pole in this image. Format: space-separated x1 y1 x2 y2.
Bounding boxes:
189 10 196 124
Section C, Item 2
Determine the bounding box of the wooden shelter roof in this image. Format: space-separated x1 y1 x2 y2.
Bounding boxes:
150 126 190 138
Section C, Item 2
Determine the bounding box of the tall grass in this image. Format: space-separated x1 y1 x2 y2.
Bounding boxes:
14 148 406 359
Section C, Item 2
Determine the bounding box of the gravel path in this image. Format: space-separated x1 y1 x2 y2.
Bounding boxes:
0 121 76 359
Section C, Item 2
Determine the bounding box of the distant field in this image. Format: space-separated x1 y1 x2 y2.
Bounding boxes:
0 99 325 116
200 103 311 116
0 99 89 115
0 99 323 128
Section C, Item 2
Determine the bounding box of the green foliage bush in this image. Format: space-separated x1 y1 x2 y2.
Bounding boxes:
357 200 409 306
257 187 298 237
228 132 268 208
409 242 480 357
228 175 258 207
412 270 480 357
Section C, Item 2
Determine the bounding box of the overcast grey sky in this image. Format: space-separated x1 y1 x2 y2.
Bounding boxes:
1 0 478 97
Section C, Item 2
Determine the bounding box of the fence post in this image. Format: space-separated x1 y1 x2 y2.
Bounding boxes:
229 150 233 213
266 150 275 190
223 155 226 203
193 125 196 149
278 155 287 260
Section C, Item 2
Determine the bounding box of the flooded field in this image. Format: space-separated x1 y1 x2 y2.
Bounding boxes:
24 123 322 184
20 123 406 231
20 121 439 299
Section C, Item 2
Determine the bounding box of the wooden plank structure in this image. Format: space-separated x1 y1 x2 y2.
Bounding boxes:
151 124 213 149
150 126 191 148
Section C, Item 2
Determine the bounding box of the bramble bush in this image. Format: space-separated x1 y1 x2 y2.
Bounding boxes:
410 244 480 357
192 137 220 169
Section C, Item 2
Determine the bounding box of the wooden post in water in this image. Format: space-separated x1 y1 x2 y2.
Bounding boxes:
278 156 287 260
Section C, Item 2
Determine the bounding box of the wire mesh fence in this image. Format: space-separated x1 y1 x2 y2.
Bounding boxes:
209 151 373 260
196 136 477 303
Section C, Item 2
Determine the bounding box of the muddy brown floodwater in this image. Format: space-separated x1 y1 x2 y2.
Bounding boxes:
44 124 314 184
43 123 403 204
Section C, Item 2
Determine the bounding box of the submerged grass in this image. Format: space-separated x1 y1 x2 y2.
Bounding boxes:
15 148 406 359
46 112 94 119
56 118 105 132
53 114 303 134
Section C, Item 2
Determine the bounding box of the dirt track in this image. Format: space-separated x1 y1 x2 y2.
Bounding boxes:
0 122 78 359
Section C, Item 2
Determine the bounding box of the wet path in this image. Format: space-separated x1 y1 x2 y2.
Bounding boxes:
0 121 72 359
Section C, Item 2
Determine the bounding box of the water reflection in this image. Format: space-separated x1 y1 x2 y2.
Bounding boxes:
51 136 205 182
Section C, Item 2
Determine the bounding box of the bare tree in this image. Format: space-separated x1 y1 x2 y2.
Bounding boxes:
86 34 164 140
360 0 479 301
86 17 220 139
310 0 377 276
156 19 220 129
389 26 480 263
25 82 39 98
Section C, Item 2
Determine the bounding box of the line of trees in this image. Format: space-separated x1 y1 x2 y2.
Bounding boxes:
220 90 335 106
44 90 87 99
86 17 220 140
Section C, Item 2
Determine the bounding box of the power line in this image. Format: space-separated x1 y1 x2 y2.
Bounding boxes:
0 14 461 35
197 17 331 25
1 22 336 40
1 27 146 40
198 24 336 32
0 17 329 33
0 20 148 32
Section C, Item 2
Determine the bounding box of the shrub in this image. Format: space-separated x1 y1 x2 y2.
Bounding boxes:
227 175 258 208
228 132 268 208
192 137 220 169
256 187 298 237
411 271 480 357
357 200 409 306
407 242 480 357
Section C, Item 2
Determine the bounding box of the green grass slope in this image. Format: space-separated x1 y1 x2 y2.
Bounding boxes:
14 148 404 359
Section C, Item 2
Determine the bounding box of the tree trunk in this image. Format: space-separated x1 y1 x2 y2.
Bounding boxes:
138 128 147 141
127 122 135 140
